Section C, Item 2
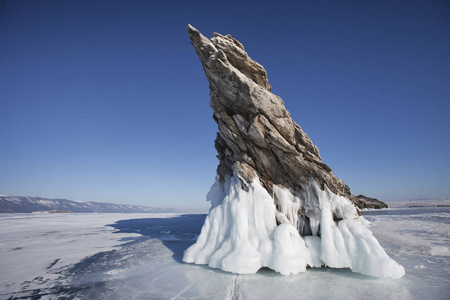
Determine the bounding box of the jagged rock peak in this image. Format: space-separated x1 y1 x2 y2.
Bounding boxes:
187 25 365 209
188 24 271 91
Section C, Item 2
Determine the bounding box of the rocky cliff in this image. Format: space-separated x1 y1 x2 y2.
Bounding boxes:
183 25 404 278
187 25 366 209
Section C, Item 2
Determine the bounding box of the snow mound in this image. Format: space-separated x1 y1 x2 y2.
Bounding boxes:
183 168 405 278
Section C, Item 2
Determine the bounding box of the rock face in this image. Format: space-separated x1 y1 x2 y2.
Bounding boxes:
357 195 388 209
183 25 404 278
187 25 367 210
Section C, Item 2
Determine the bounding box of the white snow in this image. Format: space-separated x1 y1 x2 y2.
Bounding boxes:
0 207 449 299
0 213 173 294
365 208 450 257
183 168 405 278
430 246 450 256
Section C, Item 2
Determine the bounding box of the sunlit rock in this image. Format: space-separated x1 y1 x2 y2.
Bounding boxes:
357 194 389 209
183 25 404 278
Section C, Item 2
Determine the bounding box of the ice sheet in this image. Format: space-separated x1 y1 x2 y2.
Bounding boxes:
0 213 177 294
0 208 449 299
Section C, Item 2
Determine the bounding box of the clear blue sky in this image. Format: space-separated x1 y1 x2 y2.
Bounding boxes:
1 0 449 211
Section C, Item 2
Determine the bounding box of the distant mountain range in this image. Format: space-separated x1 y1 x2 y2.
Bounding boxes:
0 196 176 213
387 198 450 208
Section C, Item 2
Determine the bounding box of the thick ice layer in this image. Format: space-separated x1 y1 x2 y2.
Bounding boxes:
183 170 405 278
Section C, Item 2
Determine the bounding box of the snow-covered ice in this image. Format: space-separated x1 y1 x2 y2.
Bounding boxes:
0 207 449 299
0 213 152 295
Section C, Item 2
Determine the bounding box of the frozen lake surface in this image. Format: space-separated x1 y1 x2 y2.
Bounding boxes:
0 208 449 299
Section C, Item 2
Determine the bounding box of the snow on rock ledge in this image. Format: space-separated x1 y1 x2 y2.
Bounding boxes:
183 167 405 278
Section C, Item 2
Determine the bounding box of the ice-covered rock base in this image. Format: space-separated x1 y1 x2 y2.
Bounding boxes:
183 169 405 278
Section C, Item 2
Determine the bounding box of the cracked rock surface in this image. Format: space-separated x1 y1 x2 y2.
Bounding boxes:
187 25 366 209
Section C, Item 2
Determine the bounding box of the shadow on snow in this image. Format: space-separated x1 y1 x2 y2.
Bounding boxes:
107 214 207 263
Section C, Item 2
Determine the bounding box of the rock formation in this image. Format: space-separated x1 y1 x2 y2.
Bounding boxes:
357 195 389 209
183 25 404 278
186 25 370 210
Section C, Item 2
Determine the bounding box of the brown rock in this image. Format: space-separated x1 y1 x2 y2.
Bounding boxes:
356 195 389 209
187 24 365 210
